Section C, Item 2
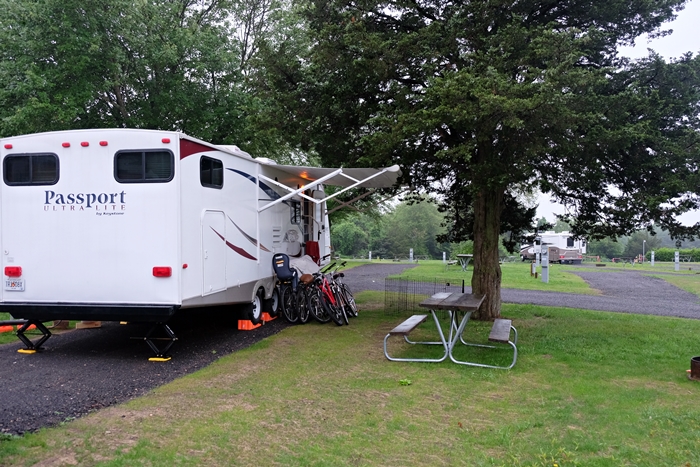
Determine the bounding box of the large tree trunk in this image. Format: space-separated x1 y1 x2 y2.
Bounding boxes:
471 186 504 320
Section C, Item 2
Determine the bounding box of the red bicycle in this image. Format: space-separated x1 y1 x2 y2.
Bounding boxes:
306 263 344 325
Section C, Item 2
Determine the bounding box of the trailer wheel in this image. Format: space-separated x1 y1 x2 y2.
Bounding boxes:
248 289 264 324
264 287 280 317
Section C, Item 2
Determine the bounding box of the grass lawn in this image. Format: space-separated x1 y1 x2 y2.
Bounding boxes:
2 291 700 466
0 312 18 345
650 272 700 297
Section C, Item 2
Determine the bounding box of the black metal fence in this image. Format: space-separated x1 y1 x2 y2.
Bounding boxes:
384 277 467 317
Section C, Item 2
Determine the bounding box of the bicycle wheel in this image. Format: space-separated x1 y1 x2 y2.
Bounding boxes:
332 285 349 325
281 285 298 323
308 287 331 323
320 290 344 326
340 284 358 317
297 287 310 324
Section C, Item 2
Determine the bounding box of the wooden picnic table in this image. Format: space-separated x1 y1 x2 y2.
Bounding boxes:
383 292 518 369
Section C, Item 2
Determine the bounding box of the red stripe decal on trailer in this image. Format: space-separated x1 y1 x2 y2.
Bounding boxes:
180 139 218 159
227 216 271 252
210 227 257 261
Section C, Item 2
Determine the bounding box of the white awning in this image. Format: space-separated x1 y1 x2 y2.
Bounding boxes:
257 162 401 189
256 163 402 213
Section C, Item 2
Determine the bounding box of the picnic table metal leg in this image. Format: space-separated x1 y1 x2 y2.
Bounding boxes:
448 316 518 369
458 257 471 272
383 311 449 363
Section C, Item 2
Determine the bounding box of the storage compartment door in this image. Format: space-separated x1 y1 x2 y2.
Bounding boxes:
202 210 227 295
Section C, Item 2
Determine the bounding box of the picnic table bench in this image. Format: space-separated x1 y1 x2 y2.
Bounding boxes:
383 293 518 369
387 314 428 336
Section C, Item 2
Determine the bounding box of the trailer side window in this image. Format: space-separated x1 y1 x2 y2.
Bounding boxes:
200 156 223 188
115 150 174 183
3 154 59 186
290 200 302 225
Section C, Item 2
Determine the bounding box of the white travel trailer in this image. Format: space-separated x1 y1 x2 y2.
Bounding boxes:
538 231 587 253
0 129 400 356
520 231 587 264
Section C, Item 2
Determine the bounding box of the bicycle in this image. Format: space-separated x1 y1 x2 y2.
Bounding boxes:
306 280 331 323
312 262 347 326
333 266 358 318
296 274 315 324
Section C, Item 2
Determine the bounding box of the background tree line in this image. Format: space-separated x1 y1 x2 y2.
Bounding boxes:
0 0 302 161
331 202 700 262
330 196 470 260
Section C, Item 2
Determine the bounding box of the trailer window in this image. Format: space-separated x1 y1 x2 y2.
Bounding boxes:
200 156 223 188
115 150 173 183
567 237 574 248
3 154 59 186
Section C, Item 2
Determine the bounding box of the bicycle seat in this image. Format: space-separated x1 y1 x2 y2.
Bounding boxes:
300 273 314 285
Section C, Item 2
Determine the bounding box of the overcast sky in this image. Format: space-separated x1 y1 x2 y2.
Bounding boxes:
538 0 700 225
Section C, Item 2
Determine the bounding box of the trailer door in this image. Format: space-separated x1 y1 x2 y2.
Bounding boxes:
202 210 227 295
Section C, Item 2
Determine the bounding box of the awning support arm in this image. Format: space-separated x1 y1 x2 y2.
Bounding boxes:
325 189 377 215
326 189 408 215
316 167 395 204
257 166 397 213
257 169 343 212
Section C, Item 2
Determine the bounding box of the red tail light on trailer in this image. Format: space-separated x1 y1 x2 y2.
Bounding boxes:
153 267 172 277
4 266 22 277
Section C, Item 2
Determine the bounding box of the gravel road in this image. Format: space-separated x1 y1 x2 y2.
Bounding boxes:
1 262 698 435
0 314 288 435
505 269 700 319
342 263 700 319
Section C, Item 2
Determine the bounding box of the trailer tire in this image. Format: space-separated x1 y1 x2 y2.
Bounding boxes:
247 289 264 325
264 287 280 317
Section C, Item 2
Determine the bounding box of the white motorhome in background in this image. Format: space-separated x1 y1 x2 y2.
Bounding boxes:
0 129 399 355
520 231 587 264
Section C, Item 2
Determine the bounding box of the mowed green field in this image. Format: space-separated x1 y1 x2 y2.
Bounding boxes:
1 288 700 466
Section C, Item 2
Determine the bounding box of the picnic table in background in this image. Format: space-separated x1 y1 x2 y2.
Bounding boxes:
456 254 473 272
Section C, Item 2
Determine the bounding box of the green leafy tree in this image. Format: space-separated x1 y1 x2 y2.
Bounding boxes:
331 219 370 256
382 198 447 259
587 238 624 261
552 219 572 234
0 0 297 159
622 230 662 259
452 241 474 256
259 0 700 319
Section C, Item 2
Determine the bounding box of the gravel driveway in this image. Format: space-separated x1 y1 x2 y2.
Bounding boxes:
342 263 700 319
1 262 698 435
0 315 288 435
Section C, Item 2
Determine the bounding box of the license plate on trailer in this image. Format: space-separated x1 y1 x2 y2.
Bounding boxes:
5 279 25 291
